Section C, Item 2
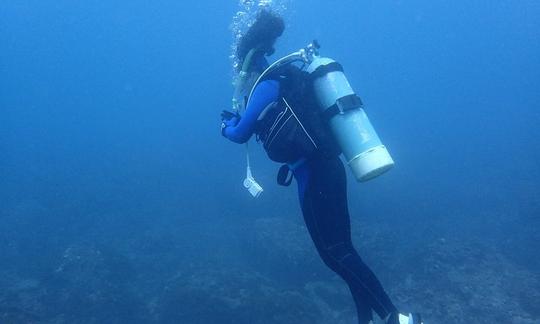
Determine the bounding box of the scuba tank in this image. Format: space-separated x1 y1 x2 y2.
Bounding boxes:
303 42 394 182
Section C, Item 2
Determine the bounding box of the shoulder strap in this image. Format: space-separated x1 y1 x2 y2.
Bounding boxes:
257 101 278 121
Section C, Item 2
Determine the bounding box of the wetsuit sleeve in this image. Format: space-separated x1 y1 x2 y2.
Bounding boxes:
223 80 280 144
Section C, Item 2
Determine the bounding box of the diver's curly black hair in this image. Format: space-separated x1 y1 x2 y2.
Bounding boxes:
236 10 285 70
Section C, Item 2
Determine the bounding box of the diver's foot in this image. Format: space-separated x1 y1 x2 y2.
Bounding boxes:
385 312 423 324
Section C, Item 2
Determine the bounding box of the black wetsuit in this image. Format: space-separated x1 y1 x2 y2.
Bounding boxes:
293 153 397 322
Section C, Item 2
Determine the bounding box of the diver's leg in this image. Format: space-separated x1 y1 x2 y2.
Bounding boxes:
300 156 397 321
349 285 374 323
295 161 373 323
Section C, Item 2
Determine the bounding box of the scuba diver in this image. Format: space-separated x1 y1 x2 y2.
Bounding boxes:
221 10 422 324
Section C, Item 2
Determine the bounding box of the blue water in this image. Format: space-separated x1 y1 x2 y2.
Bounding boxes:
1 1 539 323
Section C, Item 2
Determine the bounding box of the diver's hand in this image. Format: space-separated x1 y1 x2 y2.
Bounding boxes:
221 110 240 137
221 110 239 121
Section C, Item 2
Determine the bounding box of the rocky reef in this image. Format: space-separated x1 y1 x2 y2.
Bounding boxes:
0 209 538 323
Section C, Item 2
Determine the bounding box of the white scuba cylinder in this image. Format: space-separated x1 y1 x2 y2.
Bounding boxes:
305 57 394 182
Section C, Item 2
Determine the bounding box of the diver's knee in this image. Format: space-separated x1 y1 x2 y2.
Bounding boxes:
323 241 357 264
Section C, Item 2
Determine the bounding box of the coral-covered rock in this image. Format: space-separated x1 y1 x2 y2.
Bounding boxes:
389 238 540 324
154 267 355 324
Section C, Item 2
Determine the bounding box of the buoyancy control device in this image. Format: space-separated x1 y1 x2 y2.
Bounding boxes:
232 41 394 196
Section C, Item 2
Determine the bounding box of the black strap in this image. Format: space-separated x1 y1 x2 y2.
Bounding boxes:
321 94 363 120
308 62 344 81
277 164 293 186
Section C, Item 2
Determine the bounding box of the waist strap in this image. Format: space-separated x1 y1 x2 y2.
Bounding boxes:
277 158 307 187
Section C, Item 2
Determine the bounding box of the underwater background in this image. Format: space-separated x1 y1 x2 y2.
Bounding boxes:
1 0 539 323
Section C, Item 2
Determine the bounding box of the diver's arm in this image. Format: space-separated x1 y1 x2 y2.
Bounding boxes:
223 80 279 143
